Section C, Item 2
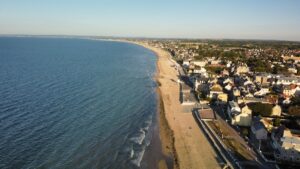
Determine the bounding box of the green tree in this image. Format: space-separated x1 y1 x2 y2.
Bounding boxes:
247 58 272 73
273 118 281 127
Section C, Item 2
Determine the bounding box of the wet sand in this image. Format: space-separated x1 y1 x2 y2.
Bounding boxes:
141 90 174 169
134 41 222 169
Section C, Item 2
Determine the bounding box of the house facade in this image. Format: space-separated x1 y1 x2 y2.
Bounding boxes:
227 101 252 126
236 65 250 74
209 84 223 98
272 127 300 164
250 117 268 149
271 105 282 117
193 60 207 67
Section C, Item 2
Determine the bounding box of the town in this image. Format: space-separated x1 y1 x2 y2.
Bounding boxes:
133 39 300 169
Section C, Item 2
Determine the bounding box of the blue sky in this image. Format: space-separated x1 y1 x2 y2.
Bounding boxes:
0 0 299 41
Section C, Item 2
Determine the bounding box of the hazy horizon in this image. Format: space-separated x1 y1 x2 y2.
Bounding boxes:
1 0 300 41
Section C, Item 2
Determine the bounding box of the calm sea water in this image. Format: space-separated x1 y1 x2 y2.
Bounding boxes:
0 37 158 169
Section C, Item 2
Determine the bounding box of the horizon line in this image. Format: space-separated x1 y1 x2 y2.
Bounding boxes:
0 33 299 43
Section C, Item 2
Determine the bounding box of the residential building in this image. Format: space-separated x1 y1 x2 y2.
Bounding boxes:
192 60 207 67
217 93 228 102
193 67 207 74
282 84 300 97
227 101 252 126
261 118 274 132
282 55 300 64
272 127 300 164
250 117 268 150
276 76 300 85
288 67 298 74
271 105 282 117
255 73 279 85
183 60 190 68
236 65 250 74
233 88 241 97
254 85 270 96
209 83 223 98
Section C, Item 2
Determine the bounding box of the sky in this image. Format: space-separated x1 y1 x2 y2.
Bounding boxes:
0 0 300 41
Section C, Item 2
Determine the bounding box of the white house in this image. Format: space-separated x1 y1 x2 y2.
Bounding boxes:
193 60 207 67
244 80 254 86
276 76 300 85
224 83 233 91
288 67 298 74
226 61 232 68
227 101 241 115
227 101 252 127
223 78 234 85
193 67 207 74
183 60 190 68
254 86 270 96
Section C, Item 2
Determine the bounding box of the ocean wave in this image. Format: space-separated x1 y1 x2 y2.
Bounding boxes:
130 129 146 145
130 148 134 159
142 118 152 132
0 37 158 169
142 126 150 132
131 147 146 167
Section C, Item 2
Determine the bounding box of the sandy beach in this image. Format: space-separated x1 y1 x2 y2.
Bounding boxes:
132 41 222 169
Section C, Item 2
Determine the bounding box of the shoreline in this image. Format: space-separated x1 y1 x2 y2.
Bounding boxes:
15 36 174 168
92 38 221 169
130 41 222 169
129 41 179 169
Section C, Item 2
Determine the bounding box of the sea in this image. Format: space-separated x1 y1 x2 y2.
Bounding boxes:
0 37 163 169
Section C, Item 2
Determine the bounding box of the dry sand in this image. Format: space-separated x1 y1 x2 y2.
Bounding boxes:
133 42 222 169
